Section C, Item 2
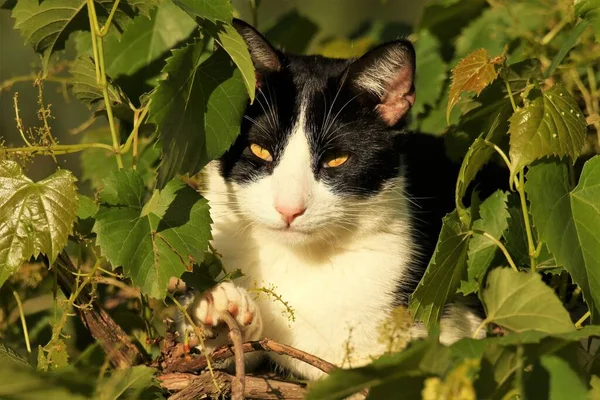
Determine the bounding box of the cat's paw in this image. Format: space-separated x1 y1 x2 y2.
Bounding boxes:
184 281 263 350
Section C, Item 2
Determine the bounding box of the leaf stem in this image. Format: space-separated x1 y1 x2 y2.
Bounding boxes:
99 0 121 37
2 142 115 155
504 78 517 112
516 170 537 272
541 14 570 45
575 311 591 328
471 229 518 272
86 0 101 83
484 139 512 171
12 291 31 353
472 318 488 339
87 0 123 169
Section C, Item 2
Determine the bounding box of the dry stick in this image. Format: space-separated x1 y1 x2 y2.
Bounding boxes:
164 337 337 375
159 371 307 400
48 252 146 368
219 311 246 400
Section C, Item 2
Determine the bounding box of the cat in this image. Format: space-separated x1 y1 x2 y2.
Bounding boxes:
179 18 483 380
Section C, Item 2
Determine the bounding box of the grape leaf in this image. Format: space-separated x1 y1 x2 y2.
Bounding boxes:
103 1 196 78
77 195 98 220
173 0 233 23
79 129 160 189
459 190 509 295
575 0 600 42
70 57 129 110
412 30 447 117
172 1 255 102
482 267 574 334
508 85 586 177
125 0 161 18
93 170 211 298
447 48 503 122
0 161 78 288
149 41 248 187
455 138 495 227
526 157 600 323
409 211 470 328
11 0 136 74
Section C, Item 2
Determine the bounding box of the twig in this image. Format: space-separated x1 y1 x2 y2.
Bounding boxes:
219 311 246 400
48 252 145 368
163 338 337 375
159 371 307 400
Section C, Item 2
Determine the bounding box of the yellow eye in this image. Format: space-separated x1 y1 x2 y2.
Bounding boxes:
249 143 273 162
324 153 350 168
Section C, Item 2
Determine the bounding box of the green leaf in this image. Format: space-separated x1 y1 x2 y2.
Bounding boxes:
306 337 450 400
481 267 575 334
149 41 248 187
540 355 589 399
0 161 78 288
204 22 256 102
508 85 586 176
447 48 503 123
77 195 98 220
95 365 158 400
70 57 130 111
0 342 31 368
575 0 600 42
80 129 160 189
409 211 470 328
545 20 590 78
413 30 447 117
0 359 88 400
455 138 495 226
173 0 232 23
526 157 600 323
103 1 196 78
264 10 319 54
93 170 212 298
460 190 509 295
11 0 136 74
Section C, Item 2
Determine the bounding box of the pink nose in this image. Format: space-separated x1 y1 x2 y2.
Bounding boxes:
276 204 306 226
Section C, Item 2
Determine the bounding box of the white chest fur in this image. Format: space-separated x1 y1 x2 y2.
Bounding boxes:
205 162 414 379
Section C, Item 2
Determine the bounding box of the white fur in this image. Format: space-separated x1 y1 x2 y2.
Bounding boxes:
186 105 480 379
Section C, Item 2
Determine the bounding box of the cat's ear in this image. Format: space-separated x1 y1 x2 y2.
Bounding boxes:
233 18 281 85
347 40 415 126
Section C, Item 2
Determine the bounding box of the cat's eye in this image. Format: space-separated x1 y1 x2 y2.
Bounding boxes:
249 143 273 162
323 153 350 168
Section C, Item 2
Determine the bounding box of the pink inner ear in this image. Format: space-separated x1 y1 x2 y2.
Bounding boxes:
375 66 415 126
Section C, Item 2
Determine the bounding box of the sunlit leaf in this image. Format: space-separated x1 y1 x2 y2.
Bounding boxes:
508 85 586 176
95 365 158 400
482 267 575 334
173 0 232 23
0 161 78 288
526 157 600 323
447 48 503 122
93 170 211 298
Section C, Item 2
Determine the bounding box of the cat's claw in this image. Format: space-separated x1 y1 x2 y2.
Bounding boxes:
188 281 263 344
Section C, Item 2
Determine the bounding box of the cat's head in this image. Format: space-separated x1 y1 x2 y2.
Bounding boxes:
216 19 416 246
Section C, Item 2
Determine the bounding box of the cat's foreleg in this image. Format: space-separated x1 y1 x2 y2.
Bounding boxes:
178 281 264 371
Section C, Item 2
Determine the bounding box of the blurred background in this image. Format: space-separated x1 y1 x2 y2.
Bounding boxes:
0 0 425 182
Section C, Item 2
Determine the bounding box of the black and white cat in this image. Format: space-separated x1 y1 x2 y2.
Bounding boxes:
180 19 482 380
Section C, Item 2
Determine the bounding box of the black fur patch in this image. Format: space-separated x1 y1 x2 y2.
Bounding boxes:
219 53 406 198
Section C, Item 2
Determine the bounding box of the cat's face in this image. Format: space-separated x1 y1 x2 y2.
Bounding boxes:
216 20 416 245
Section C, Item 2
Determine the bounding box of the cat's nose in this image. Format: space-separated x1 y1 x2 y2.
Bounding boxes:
275 204 306 226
